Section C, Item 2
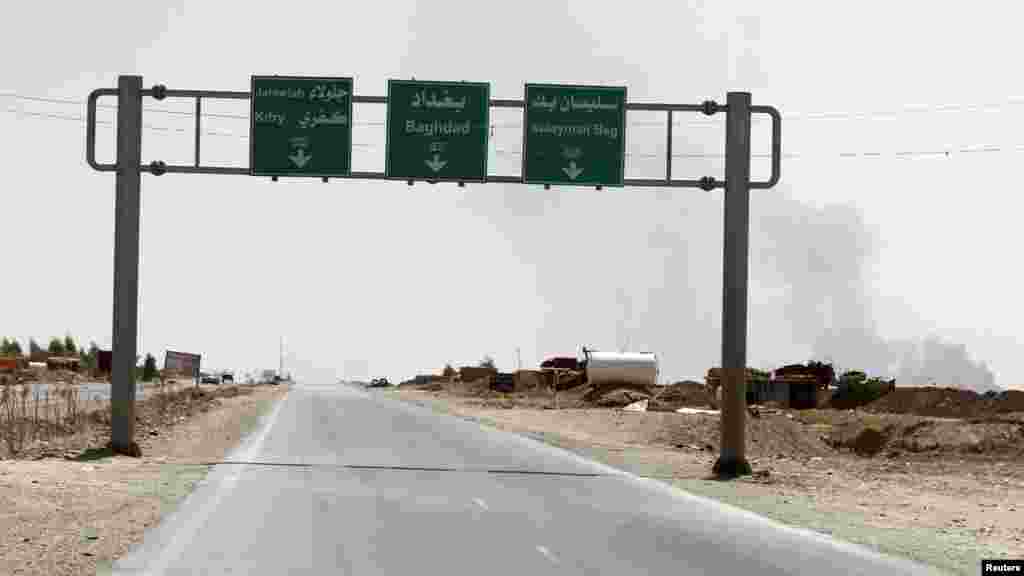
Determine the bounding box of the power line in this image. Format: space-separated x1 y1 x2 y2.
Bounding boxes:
3 107 377 147
5 105 1024 160
0 91 387 126
2 92 240 120
5 90 1024 128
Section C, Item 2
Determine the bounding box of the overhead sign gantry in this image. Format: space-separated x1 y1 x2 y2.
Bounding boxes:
87 74 781 478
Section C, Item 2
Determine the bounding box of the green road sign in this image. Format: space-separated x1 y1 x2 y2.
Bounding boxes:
250 76 353 177
522 84 627 187
386 80 490 182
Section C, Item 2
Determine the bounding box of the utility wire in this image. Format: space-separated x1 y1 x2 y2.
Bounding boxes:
0 92 387 126
3 107 376 147
5 105 1023 160
5 90 1024 128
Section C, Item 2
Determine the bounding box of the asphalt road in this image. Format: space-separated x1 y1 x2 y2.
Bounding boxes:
112 383 942 575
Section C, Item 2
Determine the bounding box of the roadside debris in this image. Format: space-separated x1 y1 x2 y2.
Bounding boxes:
622 399 649 412
676 407 719 415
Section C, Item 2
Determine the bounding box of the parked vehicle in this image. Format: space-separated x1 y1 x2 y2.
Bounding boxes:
200 372 220 384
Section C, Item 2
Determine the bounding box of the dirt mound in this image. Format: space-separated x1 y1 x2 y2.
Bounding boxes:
851 427 887 456
658 412 834 460
862 387 1024 418
590 389 651 408
825 419 895 456
580 382 654 406
895 419 1024 456
649 381 712 411
824 412 1024 458
442 378 491 397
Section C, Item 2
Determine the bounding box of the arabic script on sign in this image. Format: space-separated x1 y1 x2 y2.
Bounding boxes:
308 84 349 104
530 94 619 113
298 110 349 129
410 90 468 111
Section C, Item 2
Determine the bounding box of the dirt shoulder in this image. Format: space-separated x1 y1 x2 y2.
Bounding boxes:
386 387 1024 576
0 383 289 576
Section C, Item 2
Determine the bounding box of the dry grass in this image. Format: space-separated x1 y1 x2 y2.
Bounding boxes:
0 374 190 459
0 383 288 576
1 375 92 456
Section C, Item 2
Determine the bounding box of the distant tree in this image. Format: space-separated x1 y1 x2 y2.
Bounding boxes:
80 341 100 372
63 333 77 356
0 338 11 355
9 338 22 356
479 355 496 370
28 339 43 356
47 337 65 356
142 353 158 382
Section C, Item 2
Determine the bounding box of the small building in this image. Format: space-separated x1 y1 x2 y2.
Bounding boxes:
706 368 771 398
46 356 81 372
513 370 547 391
0 356 21 373
459 366 497 383
97 350 113 375
783 378 820 410
747 378 788 405
707 367 831 409
491 372 515 393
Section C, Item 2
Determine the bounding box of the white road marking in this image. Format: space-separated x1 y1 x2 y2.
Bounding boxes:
472 497 489 511
536 545 559 564
142 392 289 575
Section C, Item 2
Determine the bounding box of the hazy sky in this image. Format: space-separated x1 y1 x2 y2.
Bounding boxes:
1 1 1020 389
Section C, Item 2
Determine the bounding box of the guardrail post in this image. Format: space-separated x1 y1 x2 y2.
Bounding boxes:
714 91 753 477
111 75 143 456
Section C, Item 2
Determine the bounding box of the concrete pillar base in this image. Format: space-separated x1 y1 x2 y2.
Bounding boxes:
110 440 142 458
712 457 752 478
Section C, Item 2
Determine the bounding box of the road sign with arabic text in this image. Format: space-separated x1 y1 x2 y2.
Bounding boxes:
386 80 490 182
250 76 353 177
522 84 627 186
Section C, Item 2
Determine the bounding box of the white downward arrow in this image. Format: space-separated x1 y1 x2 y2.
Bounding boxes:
562 161 584 180
425 153 447 173
289 148 312 168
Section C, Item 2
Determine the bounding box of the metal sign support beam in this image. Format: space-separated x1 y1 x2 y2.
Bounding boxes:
110 75 143 456
714 92 753 477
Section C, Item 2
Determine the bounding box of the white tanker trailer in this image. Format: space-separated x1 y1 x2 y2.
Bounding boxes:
578 347 659 387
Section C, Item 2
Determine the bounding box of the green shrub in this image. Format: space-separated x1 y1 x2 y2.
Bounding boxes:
47 337 65 356
838 372 892 405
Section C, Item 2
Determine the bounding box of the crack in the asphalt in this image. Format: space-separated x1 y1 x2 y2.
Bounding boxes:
199 461 613 477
